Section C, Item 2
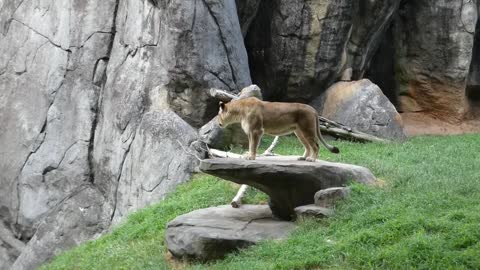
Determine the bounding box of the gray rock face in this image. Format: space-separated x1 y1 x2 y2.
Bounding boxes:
313 79 406 141
166 205 296 260
1 0 247 268
11 185 111 270
0 1 117 269
394 0 477 120
99 110 202 223
314 187 351 208
200 156 376 220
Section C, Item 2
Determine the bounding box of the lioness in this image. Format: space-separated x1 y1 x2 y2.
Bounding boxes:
218 97 339 161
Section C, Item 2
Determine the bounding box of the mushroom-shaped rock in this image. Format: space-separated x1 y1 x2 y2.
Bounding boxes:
165 205 296 260
200 156 376 220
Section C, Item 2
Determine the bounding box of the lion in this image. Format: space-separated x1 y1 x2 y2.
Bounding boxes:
218 97 339 161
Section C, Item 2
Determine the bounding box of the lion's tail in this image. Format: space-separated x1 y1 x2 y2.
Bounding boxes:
315 117 340 154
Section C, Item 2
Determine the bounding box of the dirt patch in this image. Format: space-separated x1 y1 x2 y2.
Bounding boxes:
401 112 480 136
165 251 189 270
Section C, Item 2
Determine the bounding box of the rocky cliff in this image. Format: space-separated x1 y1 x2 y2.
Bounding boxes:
1 0 479 269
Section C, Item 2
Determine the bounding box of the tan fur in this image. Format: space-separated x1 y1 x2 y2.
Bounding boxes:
218 97 339 161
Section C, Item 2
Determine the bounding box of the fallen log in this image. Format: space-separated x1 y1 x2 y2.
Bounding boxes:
319 125 389 143
209 88 238 102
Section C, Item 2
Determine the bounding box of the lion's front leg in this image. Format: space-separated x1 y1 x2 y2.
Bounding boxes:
245 129 263 160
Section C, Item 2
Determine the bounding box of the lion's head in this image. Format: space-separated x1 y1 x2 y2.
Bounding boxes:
217 101 239 128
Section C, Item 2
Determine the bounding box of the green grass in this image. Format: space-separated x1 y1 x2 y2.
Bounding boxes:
43 134 480 270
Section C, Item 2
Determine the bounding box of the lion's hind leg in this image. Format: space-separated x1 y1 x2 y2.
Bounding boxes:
295 130 312 161
298 125 319 162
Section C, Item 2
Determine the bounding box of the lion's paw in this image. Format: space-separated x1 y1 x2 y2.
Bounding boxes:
242 153 256 160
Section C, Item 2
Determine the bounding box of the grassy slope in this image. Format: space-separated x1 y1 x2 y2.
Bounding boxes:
43 134 480 270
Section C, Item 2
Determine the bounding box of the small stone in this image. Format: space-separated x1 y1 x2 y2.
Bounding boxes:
314 187 351 208
294 205 334 218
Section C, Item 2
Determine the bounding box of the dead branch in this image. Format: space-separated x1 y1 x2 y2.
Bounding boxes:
319 125 389 143
263 136 279 156
209 88 238 102
231 184 248 208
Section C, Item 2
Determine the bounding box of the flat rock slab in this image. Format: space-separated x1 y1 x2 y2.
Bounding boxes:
200 156 376 220
166 205 296 260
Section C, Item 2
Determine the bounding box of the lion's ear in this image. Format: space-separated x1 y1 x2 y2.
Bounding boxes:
219 101 226 111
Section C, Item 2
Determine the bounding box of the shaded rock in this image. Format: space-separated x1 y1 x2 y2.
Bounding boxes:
467 1 480 118
235 0 262 37
312 79 406 141
294 205 333 218
246 0 353 101
166 205 296 260
314 187 351 208
394 0 477 121
200 156 376 220
346 0 402 79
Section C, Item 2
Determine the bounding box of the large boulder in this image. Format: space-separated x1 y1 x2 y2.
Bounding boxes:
200 156 376 220
312 79 407 141
166 205 296 260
